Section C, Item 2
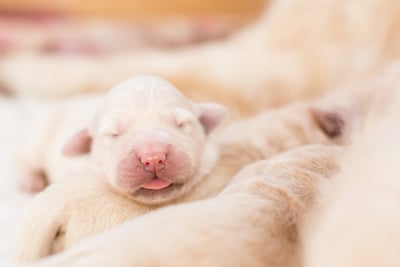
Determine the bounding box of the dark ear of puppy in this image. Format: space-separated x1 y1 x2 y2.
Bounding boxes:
62 129 92 157
0 80 13 97
311 108 344 138
197 102 228 135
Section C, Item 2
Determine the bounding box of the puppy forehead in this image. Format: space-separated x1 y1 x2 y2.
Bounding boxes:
105 76 193 112
111 75 177 93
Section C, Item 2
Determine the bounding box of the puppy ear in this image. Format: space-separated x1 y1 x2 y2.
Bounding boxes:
197 102 228 135
310 108 344 138
62 129 92 157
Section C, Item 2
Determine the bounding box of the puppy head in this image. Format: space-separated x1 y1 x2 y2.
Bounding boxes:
63 76 227 205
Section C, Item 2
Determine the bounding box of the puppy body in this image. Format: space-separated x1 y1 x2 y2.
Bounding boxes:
303 81 400 267
17 95 102 192
23 144 341 267
13 94 341 262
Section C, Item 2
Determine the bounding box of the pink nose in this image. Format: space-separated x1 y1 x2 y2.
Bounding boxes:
140 152 167 173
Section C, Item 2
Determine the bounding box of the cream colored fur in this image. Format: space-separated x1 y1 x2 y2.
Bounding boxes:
12 96 340 263
17 75 227 195
8 0 400 265
15 71 373 193
20 144 341 267
2 0 400 117
16 95 101 191
17 80 357 195
303 72 400 267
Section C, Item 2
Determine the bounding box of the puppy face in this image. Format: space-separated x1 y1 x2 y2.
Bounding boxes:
63 76 226 205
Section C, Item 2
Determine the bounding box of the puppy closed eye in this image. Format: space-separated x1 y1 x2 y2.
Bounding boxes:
99 108 129 138
177 119 192 130
99 121 124 138
173 109 195 131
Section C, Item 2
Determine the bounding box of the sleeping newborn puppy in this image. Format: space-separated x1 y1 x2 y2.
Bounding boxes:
20 144 342 267
13 77 346 263
61 75 227 205
13 74 227 261
17 73 223 196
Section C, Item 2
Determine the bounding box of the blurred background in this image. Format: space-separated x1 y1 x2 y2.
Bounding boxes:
0 0 265 19
0 0 266 57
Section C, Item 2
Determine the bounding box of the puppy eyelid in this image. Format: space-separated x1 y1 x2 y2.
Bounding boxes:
101 129 119 138
171 108 195 129
109 132 119 137
176 116 194 130
99 122 124 137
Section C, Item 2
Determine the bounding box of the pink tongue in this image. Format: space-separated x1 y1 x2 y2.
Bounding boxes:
142 178 172 190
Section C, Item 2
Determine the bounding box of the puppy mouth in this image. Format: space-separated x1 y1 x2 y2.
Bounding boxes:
132 178 184 203
141 178 172 190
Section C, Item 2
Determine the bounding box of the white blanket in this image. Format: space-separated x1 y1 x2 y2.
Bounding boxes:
0 98 33 265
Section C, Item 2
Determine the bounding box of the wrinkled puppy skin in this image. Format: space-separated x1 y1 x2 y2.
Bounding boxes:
21 144 341 267
13 76 349 263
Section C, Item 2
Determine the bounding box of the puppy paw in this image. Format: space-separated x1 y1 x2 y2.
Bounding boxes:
18 170 48 193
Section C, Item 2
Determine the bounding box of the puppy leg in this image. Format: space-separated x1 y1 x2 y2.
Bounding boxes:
12 184 69 263
15 105 55 193
17 170 48 193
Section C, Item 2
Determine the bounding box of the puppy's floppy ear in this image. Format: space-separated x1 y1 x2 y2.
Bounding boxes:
197 102 228 135
310 108 344 138
62 128 92 157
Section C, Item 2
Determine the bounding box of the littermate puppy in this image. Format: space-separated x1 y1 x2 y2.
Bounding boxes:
303 87 400 267
16 95 102 192
21 144 342 267
13 76 346 263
